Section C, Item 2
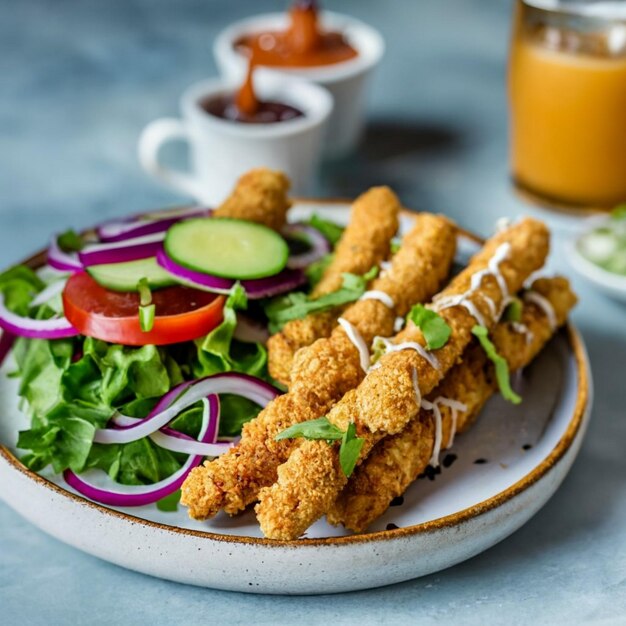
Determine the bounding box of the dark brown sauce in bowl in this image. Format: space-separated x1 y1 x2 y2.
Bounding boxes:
201 94 304 125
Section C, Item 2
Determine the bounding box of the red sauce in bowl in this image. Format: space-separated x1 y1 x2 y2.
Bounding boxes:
234 1 358 69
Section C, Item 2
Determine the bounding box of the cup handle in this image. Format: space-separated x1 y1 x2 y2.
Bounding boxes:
137 118 204 199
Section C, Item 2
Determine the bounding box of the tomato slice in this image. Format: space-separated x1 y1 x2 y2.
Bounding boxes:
63 272 225 346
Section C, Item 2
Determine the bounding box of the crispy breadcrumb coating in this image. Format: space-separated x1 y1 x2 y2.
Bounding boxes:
213 168 291 231
180 213 457 520
267 186 400 385
255 218 550 540
329 277 577 532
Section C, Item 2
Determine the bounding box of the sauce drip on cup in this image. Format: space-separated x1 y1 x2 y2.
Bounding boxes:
234 0 358 68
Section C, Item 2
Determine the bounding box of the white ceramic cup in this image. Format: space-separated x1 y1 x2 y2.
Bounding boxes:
213 11 385 157
138 73 333 205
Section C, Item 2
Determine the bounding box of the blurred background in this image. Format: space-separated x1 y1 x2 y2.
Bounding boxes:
0 0 514 264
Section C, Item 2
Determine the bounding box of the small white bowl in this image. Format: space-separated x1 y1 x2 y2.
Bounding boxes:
213 11 385 157
138 73 333 205
567 217 626 302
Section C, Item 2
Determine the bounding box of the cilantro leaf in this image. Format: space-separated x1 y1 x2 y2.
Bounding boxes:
339 422 364 477
471 325 522 404
503 298 522 323
306 214 344 246
407 304 451 350
264 266 378 333
275 416 344 442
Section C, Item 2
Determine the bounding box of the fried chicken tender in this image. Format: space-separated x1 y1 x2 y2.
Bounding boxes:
213 168 291 231
267 186 400 385
255 218 550 540
329 277 577 532
180 213 457 521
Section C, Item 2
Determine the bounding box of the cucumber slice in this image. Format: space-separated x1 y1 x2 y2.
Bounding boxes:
164 217 289 280
87 257 176 292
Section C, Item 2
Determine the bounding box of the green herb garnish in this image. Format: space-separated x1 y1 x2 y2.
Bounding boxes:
390 238 401 254
275 416 344 442
406 304 451 350
503 298 523 323
137 278 155 333
306 214 344 246
264 266 378 333
276 417 364 477
57 229 84 253
339 422 364 477
471 325 521 404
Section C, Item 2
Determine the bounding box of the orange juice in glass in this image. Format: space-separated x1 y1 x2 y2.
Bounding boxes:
509 1 626 211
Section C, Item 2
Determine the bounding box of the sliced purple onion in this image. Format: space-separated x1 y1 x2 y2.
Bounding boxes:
93 372 280 445
156 248 306 300
29 279 67 309
63 394 219 507
0 330 15 367
283 222 331 269
97 207 211 243
78 233 165 267
47 235 83 273
0 293 78 339
113 397 232 457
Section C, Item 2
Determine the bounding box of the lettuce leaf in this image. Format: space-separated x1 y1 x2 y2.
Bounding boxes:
8 266 271 491
194 283 267 378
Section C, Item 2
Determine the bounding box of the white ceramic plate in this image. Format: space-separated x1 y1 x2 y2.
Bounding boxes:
0 201 592 595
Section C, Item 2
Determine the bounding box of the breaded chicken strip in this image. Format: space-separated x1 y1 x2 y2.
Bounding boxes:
267 186 400 385
181 213 457 520
213 168 291 231
329 277 577 532
255 218 550 540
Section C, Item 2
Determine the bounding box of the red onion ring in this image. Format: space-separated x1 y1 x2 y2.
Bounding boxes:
93 372 280 445
156 248 306 299
96 207 212 243
63 394 220 507
283 222 331 269
0 293 78 339
78 233 166 268
0 330 15 367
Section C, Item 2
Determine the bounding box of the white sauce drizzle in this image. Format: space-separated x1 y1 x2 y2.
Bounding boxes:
434 294 488 327
512 322 534 344
394 316 405 332
523 291 557 331
411 366 421 409
381 338 441 371
338 318 370 373
421 399 443 467
433 242 511 326
435 397 468 449
379 260 393 272
359 290 395 309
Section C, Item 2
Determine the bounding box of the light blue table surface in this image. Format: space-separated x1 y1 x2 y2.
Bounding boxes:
1 1 625 624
